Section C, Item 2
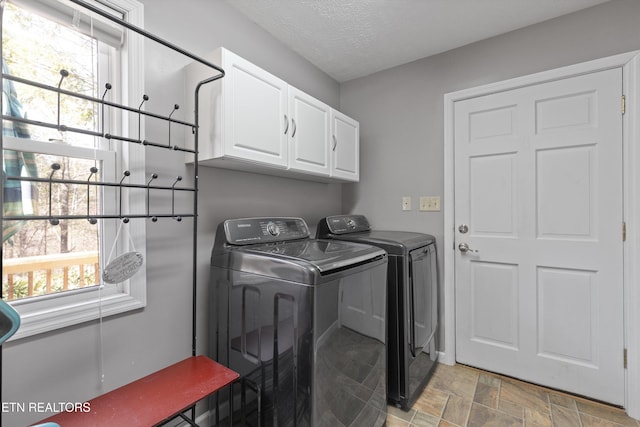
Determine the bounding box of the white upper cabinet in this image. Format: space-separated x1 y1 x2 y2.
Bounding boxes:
331 110 359 182
287 86 331 176
186 47 288 168
186 47 358 182
223 51 289 168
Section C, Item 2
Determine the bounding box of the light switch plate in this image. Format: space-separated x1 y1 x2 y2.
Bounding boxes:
420 196 441 211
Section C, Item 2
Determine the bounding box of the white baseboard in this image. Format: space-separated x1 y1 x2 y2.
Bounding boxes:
437 350 454 365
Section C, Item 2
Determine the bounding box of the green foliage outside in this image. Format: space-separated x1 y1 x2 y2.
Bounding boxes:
2 2 105 300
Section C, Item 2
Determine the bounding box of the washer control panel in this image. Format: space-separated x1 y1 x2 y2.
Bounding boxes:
266 221 280 237
224 217 309 245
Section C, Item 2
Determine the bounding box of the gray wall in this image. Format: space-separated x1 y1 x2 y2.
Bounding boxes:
4 0 640 425
1 1 340 425
340 0 640 350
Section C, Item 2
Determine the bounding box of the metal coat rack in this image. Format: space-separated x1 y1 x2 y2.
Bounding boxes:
1 0 225 423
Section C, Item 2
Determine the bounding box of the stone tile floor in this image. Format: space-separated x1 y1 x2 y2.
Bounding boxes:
387 363 640 427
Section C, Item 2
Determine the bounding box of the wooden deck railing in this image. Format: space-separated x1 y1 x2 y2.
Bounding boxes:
2 251 99 301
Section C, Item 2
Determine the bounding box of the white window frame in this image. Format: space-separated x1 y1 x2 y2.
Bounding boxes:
3 0 146 340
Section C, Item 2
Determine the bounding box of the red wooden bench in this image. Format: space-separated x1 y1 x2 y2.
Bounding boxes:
33 356 239 427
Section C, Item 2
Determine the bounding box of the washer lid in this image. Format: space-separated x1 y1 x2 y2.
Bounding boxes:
212 217 387 284
241 239 385 273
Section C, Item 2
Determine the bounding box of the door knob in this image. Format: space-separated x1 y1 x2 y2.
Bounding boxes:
458 243 478 253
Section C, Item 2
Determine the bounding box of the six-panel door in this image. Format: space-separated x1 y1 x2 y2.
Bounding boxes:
454 68 625 404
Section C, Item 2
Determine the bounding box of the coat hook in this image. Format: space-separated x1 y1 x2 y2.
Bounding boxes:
57 69 69 132
146 173 158 218
119 170 131 185
138 94 149 142
168 104 179 149
119 170 130 220
101 83 112 100
146 173 158 185
138 94 149 110
49 163 61 225
171 176 182 220
87 167 98 224
101 83 112 136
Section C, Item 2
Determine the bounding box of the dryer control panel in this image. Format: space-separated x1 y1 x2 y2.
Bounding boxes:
319 214 371 235
223 217 310 245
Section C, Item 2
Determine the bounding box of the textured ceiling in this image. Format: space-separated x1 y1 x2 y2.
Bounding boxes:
225 0 611 82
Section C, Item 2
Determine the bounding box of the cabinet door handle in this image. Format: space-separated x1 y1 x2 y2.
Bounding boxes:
291 118 297 138
284 114 289 135
332 135 338 151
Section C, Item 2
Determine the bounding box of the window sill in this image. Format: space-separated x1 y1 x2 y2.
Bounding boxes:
8 285 146 341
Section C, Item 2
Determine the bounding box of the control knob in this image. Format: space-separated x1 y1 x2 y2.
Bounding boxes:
266 222 280 237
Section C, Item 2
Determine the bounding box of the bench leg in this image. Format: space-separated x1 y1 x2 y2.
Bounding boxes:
178 413 199 427
215 392 220 427
229 381 234 427
241 378 261 427
241 378 246 426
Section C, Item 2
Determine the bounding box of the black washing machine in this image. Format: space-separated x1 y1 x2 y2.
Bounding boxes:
211 217 388 426
317 214 438 410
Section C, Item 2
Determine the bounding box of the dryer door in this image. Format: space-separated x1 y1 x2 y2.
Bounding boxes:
408 244 437 357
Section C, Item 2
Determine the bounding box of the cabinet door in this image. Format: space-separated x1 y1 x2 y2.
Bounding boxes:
288 86 330 176
223 49 288 167
330 110 359 182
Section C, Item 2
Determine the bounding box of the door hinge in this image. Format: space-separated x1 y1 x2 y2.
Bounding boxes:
624 348 628 369
622 95 626 115
623 222 627 242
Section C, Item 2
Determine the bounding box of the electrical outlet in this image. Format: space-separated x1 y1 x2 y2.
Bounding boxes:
402 196 412 211
419 196 441 212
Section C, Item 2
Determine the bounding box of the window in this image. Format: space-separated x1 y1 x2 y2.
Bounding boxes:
2 0 146 339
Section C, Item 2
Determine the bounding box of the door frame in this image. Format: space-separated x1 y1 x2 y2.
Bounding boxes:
443 51 640 419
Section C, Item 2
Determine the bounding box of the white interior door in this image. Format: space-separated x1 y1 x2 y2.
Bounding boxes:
454 68 624 404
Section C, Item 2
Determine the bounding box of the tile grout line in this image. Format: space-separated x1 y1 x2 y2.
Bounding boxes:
465 371 481 427
547 390 555 427
441 392 451 423
494 375 523 425
522 388 526 427
464 398 472 427
576 403 585 427
407 406 417 426
495 375 502 420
